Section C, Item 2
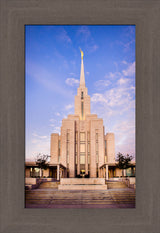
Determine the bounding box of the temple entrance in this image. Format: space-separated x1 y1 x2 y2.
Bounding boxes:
49 168 53 178
80 169 85 178
52 167 57 178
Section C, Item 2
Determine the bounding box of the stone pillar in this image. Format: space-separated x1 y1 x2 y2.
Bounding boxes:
123 169 126 177
64 169 67 178
101 168 103 178
40 168 42 177
85 130 88 175
98 168 101 178
103 167 105 178
57 165 60 180
77 131 80 175
106 165 108 180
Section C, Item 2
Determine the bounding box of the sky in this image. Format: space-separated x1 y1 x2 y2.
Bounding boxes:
25 25 135 161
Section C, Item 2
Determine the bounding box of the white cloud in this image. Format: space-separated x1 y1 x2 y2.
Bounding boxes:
76 26 98 53
26 133 50 160
116 39 135 52
86 71 90 75
49 118 55 122
94 80 111 90
31 139 39 144
69 72 76 76
57 29 72 44
91 85 135 108
65 78 79 86
118 78 129 85
65 104 73 110
89 44 99 52
26 138 50 161
122 60 127 65
113 120 135 157
32 133 48 139
77 26 91 41
130 86 135 90
122 62 135 77
91 93 108 104
105 72 121 80
123 40 135 51
52 126 60 133
55 112 60 116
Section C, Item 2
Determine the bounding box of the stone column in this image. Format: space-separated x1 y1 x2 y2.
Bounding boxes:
106 165 108 180
64 169 67 178
85 130 88 175
101 168 103 178
57 165 60 180
103 167 105 178
98 168 100 178
40 168 42 178
77 131 80 175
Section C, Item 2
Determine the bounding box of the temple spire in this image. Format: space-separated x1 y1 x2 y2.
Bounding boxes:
80 49 85 87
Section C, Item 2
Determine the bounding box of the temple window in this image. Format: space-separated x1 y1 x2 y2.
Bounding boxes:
81 91 83 99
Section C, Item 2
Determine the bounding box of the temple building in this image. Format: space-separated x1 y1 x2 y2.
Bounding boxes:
50 50 115 179
25 51 136 180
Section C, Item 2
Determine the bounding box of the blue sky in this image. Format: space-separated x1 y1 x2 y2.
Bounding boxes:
25 25 135 161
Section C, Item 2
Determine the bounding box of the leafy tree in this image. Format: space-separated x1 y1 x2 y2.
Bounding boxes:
35 154 50 177
116 152 133 177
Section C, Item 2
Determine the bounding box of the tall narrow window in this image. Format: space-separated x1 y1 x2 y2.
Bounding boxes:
80 132 85 165
81 91 84 99
81 102 84 120
80 132 85 141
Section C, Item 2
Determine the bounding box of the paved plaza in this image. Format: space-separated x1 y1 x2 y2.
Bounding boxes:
25 182 135 208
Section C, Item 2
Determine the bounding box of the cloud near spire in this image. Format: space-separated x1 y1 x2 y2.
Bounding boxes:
65 78 79 86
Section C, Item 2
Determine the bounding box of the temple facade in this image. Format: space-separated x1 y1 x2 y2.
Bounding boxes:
50 51 115 178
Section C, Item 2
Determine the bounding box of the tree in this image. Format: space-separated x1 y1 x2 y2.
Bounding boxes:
35 154 50 178
116 152 133 177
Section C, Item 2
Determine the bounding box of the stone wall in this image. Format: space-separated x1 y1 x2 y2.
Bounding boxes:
105 133 115 163
50 133 59 163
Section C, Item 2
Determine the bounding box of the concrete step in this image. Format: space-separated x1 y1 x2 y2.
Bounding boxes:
38 182 59 189
106 181 128 189
60 178 105 185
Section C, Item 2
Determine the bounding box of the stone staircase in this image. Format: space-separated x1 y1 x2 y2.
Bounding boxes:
38 181 59 189
25 188 135 208
106 181 128 189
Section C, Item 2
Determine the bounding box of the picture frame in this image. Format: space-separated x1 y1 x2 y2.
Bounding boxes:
0 0 160 232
